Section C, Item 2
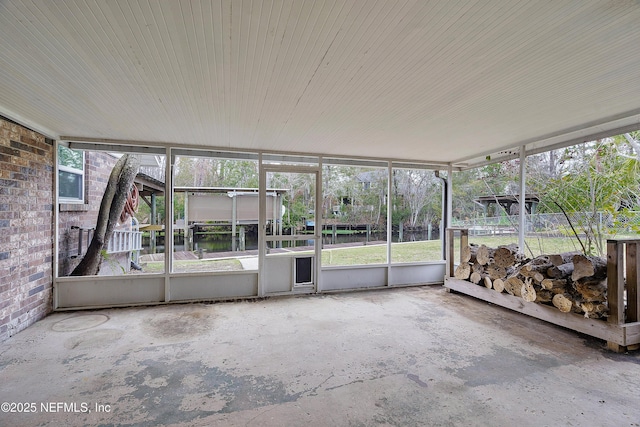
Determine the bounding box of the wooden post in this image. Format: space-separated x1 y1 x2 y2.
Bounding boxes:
607 240 625 325
607 240 625 352
399 222 403 242
446 228 454 278
446 227 468 278
332 224 337 245
626 242 640 323
460 229 468 260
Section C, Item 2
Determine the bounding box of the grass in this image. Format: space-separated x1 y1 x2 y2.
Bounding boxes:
135 234 613 273
141 258 243 273
322 241 443 265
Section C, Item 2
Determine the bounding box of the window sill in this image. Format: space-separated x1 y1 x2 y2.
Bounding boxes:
59 203 89 212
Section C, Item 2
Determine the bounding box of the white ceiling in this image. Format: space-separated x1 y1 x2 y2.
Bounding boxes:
1 0 640 168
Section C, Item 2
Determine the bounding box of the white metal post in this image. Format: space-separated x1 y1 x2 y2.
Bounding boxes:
258 153 266 297
519 145 526 254
52 139 59 309
165 149 173 301
315 157 323 293
231 192 237 251
387 162 392 285
446 164 453 231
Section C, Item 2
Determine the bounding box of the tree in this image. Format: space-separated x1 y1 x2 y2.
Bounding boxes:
393 169 441 228
71 154 141 276
540 139 640 255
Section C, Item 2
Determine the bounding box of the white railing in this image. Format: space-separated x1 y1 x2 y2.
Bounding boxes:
71 226 143 256
106 229 144 254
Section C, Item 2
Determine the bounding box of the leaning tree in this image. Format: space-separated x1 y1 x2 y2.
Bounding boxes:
71 154 140 276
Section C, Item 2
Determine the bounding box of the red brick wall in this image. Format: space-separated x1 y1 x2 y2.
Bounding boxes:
58 151 118 276
0 118 54 342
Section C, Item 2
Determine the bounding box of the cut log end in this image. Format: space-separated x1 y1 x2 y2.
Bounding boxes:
461 245 472 263
483 276 492 289
469 271 482 284
454 263 471 280
476 245 491 266
571 254 606 282
552 294 573 313
521 278 536 302
504 277 523 297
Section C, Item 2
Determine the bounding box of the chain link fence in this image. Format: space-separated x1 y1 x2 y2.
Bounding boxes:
452 211 640 257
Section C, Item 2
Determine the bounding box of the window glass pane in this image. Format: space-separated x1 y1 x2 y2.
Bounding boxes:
58 145 83 170
451 160 521 250
321 164 388 266
391 168 443 262
172 155 259 273
58 170 83 199
57 149 166 277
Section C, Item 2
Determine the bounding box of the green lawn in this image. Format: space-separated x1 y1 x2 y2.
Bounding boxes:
322 241 443 265
136 234 622 273
141 258 243 273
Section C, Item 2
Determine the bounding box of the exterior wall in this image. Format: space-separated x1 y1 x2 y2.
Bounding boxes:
57 151 119 276
0 118 53 342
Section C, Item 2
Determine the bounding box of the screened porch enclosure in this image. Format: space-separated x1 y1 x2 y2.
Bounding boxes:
54 147 446 309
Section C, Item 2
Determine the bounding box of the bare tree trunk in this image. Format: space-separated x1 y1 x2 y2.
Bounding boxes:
71 154 140 276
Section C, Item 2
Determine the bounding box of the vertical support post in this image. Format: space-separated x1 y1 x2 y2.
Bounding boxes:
150 192 157 254
52 139 59 309
231 192 237 252
164 150 173 301
258 154 265 297
446 228 454 278
519 145 526 254
387 161 393 286
399 222 403 242
315 159 322 293
444 164 453 261
626 242 640 323
183 190 190 251
239 226 246 251
332 224 337 245
272 192 279 248
387 162 392 278
277 193 283 237
445 228 468 279
607 240 625 351
607 240 625 325
460 229 468 261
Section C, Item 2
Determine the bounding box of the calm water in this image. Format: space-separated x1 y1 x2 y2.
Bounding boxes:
166 229 440 253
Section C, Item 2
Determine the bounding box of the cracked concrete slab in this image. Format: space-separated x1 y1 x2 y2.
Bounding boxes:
1 286 639 426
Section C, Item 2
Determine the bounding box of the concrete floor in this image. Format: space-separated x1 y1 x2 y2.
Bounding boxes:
1 286 640 427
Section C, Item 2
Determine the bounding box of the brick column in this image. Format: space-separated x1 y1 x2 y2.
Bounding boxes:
0 118 54 342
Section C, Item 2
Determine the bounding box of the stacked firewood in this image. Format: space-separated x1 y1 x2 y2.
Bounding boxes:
454 244 608 319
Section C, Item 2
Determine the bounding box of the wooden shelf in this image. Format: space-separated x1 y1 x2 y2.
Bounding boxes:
444 277 640 347
445 228 640 352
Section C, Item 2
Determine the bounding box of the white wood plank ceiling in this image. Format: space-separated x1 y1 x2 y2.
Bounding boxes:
1 0 640 167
